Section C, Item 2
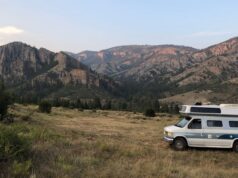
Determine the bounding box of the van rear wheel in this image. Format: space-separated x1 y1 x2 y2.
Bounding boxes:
173 138 187 151
233 141 238 152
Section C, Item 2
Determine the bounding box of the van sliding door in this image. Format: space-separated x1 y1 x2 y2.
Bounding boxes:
203 120 231 148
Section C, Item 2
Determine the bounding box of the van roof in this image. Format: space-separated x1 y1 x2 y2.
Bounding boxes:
180 104 238 117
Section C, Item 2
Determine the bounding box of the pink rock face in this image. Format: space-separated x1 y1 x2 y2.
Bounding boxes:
208 66 221 75
193 52 207 60
97 52 104 59
210 39 238 56
70 69 87 85
154 47 178 55
55 53 68 68
112 52 127 58
210 44 229 56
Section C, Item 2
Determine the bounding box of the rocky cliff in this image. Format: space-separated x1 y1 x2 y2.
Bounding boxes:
0 42 119 99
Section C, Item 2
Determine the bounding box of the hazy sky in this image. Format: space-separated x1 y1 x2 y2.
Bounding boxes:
0 0 238 52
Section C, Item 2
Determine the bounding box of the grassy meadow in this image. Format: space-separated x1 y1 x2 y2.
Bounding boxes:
1 104 238 178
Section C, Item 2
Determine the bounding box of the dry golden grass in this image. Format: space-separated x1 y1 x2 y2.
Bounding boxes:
5 104 238 178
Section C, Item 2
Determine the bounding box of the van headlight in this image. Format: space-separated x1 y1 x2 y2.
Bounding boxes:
167 132 173 137
168 132 174 137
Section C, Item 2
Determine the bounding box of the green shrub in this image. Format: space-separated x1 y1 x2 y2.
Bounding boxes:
39 100 52 113
12 160 32 177
144 109 156 117
0 125 31 161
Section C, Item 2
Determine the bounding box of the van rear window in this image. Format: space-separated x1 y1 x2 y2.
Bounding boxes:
207 120 223 127
191 107 221 113
229 121 238 128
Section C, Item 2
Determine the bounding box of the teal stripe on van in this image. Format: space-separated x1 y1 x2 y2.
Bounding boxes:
184 133 238 140
218 134 238 139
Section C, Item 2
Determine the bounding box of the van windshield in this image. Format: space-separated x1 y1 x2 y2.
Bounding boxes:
175 117 191 128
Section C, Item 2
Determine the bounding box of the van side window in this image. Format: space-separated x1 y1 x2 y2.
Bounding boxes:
188 119 202 129
229 121 238 128
207 120 223 127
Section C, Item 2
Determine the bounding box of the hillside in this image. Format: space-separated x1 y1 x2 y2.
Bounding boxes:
73 38 238 84
0 42 121 101
70 37 238 103
172 37 238 86
74 45 198 81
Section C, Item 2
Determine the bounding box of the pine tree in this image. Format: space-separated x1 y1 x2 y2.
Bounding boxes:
93 98 102 109
160 103 169 113
76 98 82 108
83 102 89 109
103 100 112 110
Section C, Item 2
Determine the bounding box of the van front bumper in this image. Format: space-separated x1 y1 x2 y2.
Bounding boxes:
163 136 174 143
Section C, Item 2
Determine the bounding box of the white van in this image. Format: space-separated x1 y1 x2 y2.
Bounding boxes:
163 104 238 151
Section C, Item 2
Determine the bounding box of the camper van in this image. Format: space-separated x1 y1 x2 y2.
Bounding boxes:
163 104 238 151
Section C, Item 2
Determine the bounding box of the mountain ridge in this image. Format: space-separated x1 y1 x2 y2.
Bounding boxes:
2 37 238 103
68 37 238 103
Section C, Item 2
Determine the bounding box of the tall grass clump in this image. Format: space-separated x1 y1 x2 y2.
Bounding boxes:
0 124 32 177
144 109 156 117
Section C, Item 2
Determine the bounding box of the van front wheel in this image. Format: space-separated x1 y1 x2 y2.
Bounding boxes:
173 138 187 151
233 141 238 152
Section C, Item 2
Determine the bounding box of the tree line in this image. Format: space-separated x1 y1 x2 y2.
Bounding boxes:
0 80 180 119
49 97 180 114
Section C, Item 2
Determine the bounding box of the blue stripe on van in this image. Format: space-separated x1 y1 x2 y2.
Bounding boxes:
184 133 238 140
218 134 238 139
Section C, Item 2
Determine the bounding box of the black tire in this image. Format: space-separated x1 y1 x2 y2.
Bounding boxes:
173 137 187 151
233 141 238 152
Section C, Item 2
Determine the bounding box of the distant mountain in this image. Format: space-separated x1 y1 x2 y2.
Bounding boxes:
2 37 238 104
172 37 238 86
73 45 198 81
70 37 238 103
0 42 120 101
